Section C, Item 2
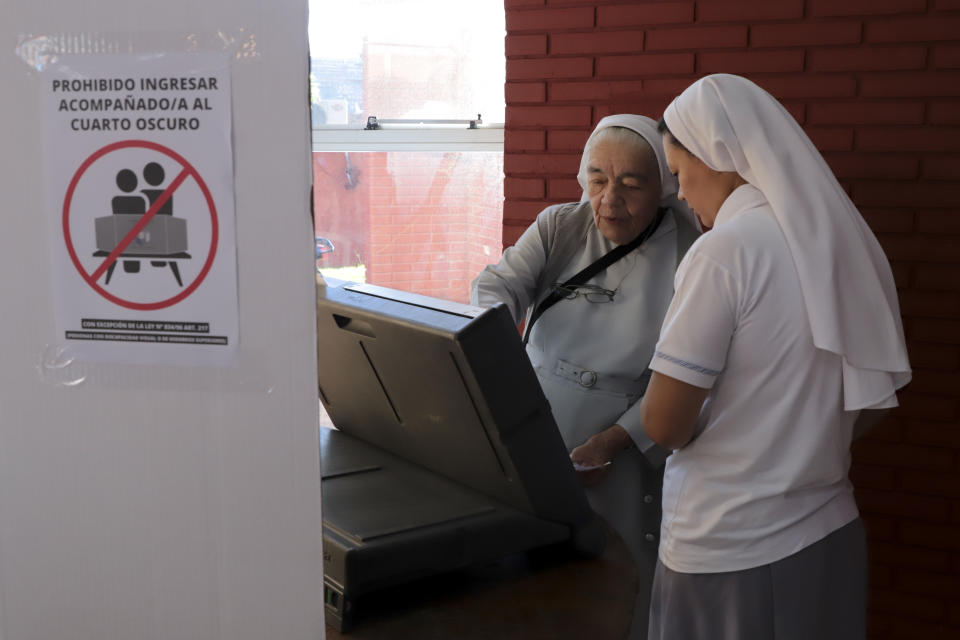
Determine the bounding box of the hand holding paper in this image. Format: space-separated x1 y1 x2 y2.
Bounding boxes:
569 424 633 487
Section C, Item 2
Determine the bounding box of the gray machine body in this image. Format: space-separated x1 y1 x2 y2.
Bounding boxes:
316 282 605 631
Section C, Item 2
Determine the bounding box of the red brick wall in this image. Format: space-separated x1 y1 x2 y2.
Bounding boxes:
363 151 503 303
312 152 371 269
504 1 960 637
312 150 503 303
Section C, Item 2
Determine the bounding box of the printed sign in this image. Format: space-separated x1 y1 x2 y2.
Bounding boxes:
43 53 238 365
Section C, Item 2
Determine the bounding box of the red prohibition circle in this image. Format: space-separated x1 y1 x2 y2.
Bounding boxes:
62 140 219 311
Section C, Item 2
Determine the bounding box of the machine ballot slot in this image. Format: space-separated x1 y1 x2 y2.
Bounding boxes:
333 313 376 338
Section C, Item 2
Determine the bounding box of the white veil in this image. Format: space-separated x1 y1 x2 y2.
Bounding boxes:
576 114 698 232
664 74 911 410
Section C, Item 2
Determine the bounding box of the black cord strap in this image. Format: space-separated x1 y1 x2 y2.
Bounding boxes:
523 207 667 345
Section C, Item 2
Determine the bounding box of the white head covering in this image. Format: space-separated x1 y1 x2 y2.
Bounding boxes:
663 74 911 410
577 114 697 231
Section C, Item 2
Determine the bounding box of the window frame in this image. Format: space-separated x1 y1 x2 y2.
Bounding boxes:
311 125 504 152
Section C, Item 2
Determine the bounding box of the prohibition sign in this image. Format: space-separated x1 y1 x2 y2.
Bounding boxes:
62 140 219 311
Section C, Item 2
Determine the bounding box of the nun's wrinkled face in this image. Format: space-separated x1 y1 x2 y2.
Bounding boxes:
586 132 662 246
662 132 744 230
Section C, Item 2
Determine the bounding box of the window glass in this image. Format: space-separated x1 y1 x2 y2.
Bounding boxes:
309 0 505 127
308 0 504 304
313 150 502 303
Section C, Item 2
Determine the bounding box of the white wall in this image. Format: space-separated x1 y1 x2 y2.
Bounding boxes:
0 1 323 639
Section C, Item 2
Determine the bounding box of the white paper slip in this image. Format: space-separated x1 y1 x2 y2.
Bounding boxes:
571 460 613 472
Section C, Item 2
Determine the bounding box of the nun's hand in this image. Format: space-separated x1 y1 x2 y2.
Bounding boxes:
570 424 633 487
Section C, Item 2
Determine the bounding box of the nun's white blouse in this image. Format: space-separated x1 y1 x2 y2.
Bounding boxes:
650 184 889 574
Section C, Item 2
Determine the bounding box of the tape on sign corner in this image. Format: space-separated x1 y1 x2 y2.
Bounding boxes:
15 29 256 73
35 340 279 394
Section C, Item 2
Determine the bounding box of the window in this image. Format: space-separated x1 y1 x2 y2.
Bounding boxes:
308 0 505 304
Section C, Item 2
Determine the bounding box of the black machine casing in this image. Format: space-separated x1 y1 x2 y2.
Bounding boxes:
316 282 605 631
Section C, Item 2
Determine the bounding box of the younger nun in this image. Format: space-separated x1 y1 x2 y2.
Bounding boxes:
640 74 911 639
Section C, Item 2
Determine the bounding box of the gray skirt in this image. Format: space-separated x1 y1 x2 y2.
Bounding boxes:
647 518 867 640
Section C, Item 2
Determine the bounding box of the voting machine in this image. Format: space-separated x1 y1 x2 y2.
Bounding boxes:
316 281 606 632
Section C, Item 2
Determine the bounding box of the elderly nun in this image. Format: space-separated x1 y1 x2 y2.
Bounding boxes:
472 114 699 639
640 74 911 639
